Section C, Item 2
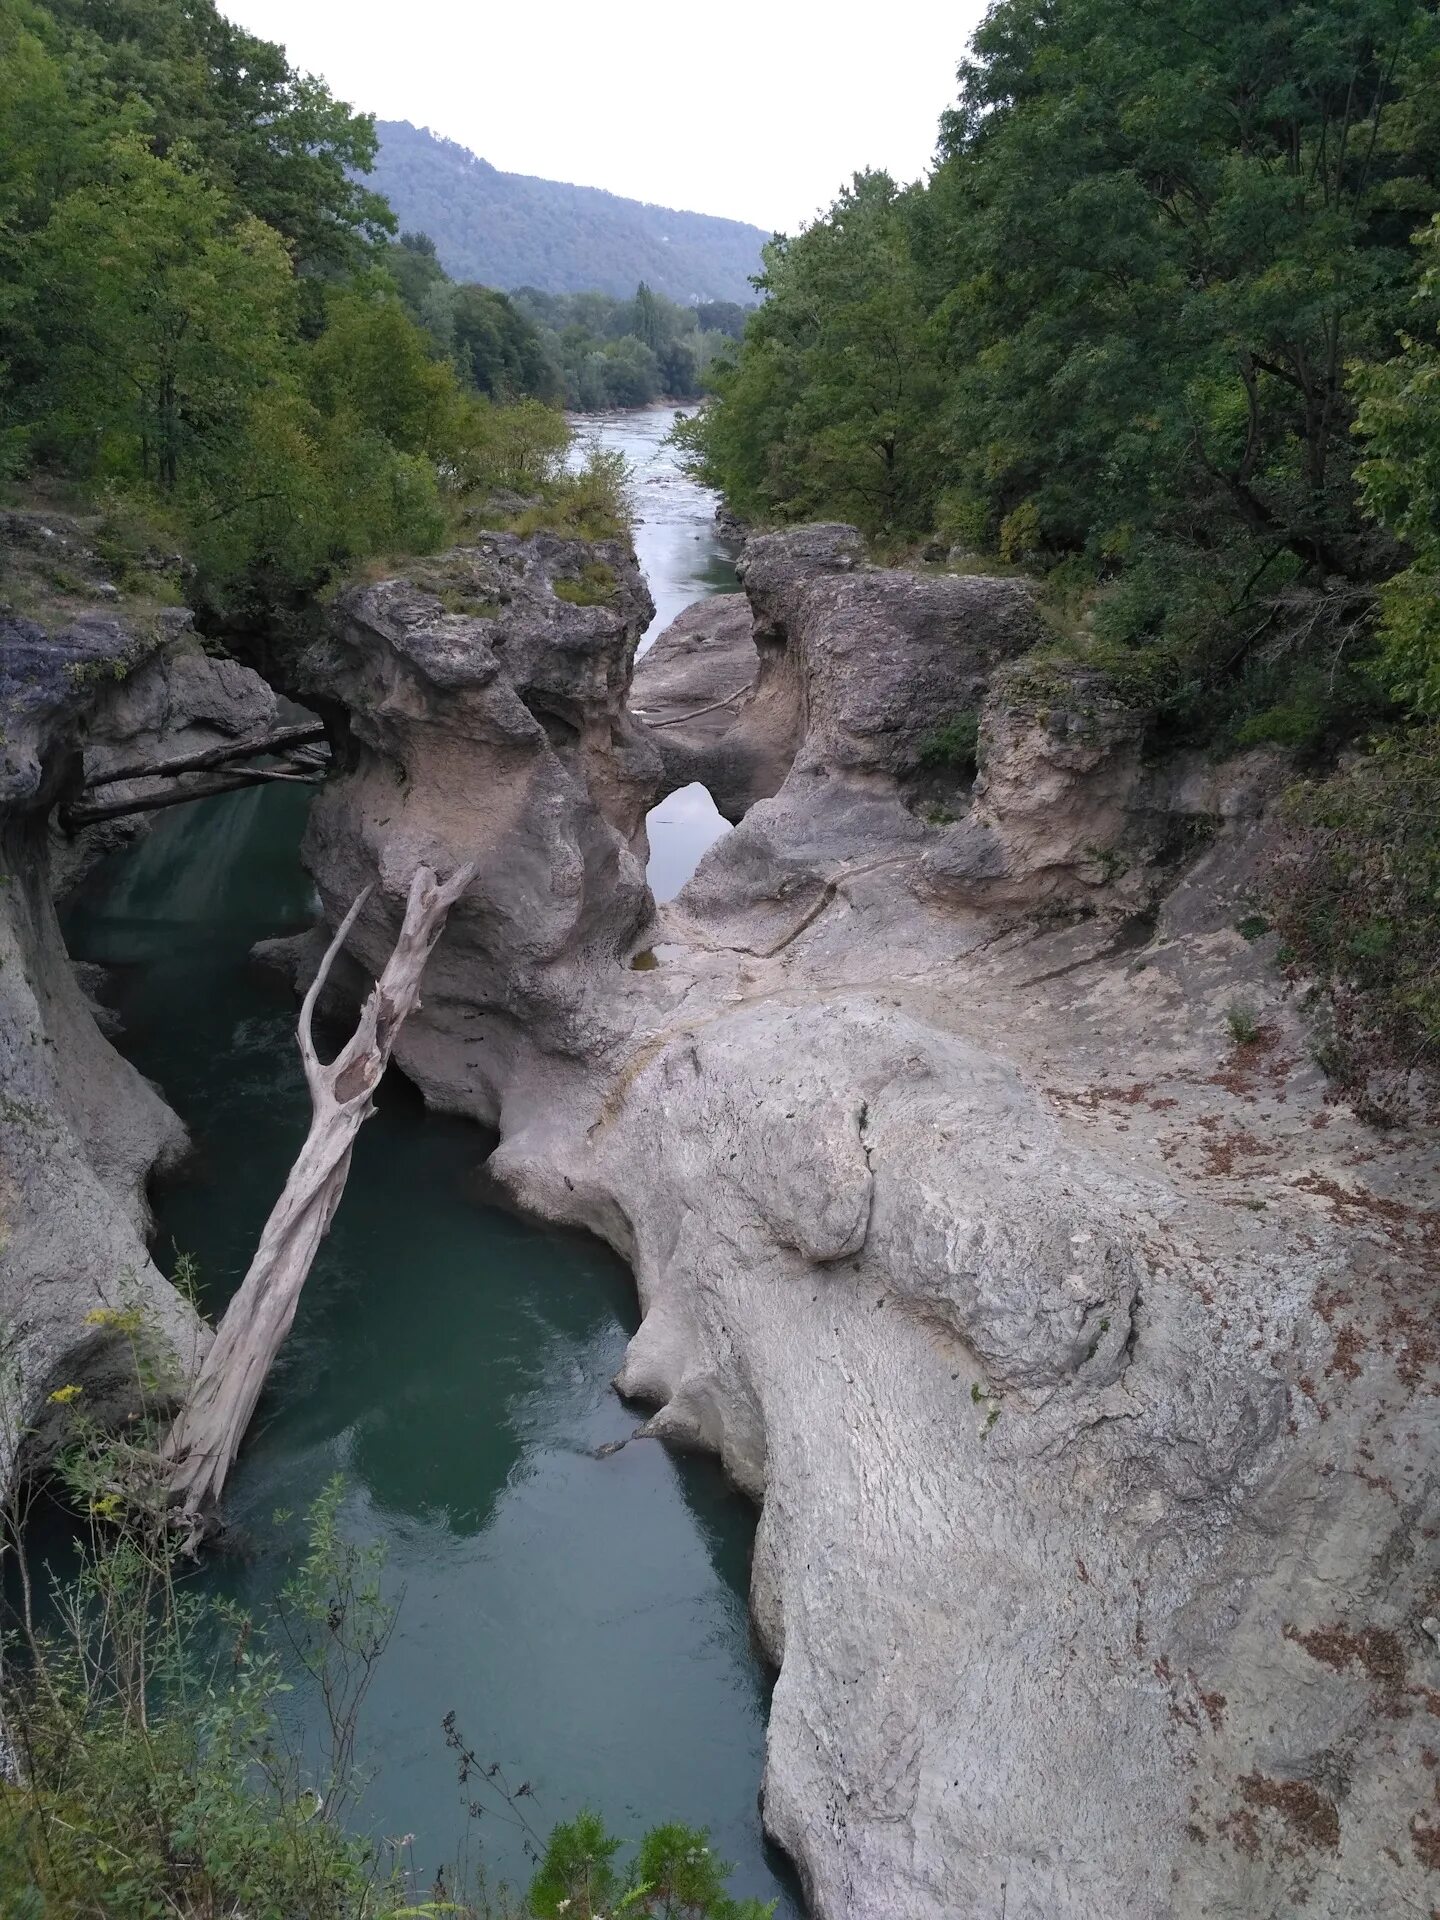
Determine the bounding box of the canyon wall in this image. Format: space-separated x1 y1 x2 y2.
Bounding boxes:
290 524 1440 1920
0 512 279 1482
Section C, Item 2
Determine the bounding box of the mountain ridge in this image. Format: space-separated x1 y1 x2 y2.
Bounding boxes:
370 120 769 304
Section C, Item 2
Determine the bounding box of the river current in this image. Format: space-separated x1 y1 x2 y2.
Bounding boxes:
59 414 796 1911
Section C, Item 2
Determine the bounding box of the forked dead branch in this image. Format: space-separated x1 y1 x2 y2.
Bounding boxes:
162 860 477 1539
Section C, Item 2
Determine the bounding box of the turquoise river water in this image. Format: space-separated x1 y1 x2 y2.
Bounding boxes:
57 416 797 1910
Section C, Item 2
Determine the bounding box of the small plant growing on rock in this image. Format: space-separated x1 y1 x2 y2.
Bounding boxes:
1225 1001 1261 1047
917 711 980 779
553 561 618 608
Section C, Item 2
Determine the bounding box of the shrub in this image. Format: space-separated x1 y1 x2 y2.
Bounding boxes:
1225 1001 1261 1046
553 562 618 608
916 711 981 778
447 396 570 497
507 446 632 544
1265 726 1440 1118
0 1400 773 1919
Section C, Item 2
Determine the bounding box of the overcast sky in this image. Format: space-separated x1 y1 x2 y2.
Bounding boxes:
222 0 987 234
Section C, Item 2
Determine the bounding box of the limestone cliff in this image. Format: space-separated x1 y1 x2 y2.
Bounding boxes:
0 512 279 1482
271 525 1439 1919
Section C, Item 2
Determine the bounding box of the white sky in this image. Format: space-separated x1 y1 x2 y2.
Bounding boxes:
221 0 988 233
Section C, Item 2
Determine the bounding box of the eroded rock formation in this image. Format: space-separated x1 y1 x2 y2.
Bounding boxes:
629 594 778 821
276 525 1439 1919
294 531 661 1121
0 592 222 1482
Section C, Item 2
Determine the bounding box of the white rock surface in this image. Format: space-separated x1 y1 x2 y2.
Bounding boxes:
0 536 271 1481
296 526 1440 1920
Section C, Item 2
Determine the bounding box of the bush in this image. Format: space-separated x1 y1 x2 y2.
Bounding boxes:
0 1421 772 1919
916 711 981 778
1265 727 1440 1118
448 396 570 497
507 446 632 544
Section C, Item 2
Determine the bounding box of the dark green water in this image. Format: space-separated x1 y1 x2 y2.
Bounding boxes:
59 784 798 1911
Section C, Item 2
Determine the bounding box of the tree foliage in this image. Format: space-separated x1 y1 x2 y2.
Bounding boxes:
0 0 578 623
0 1463 773 1919
510 284 744 409
684 0 1440 742
1354 214 1440 711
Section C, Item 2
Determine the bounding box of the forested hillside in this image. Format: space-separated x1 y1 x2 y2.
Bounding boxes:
0 0 611 636
370 120 768 304
682 0 1440 1096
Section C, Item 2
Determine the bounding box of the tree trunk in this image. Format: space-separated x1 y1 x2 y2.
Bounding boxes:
162 861 476 1541
81 721 327 790
62 764 321 829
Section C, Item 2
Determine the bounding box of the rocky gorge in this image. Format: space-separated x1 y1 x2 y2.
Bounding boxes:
2 507 1438 1918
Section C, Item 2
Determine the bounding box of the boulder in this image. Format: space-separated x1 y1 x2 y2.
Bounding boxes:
298 531 662 1120
922 662 1298 914
921 659 1152 908
662 529 1046 939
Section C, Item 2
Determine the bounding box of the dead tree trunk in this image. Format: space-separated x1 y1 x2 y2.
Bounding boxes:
162 860 476 1539
81 722 327 789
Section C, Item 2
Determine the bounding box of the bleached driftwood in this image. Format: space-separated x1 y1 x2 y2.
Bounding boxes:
162 861 476 1537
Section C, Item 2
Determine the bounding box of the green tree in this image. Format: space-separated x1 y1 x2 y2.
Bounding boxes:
1354 214 1440 711
633 278 662 351
682 171 942 531
686 0 1440 740
46 0 394 269
22 133 294 489
603 333 662 406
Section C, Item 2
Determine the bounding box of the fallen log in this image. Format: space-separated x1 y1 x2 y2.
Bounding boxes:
82 721 327 788
162 860 477 1540
62 764 321 827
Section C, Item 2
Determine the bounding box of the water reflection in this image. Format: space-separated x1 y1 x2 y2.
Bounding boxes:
60 789 799 1913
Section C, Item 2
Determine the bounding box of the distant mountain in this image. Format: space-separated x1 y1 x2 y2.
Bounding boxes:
369 121 768 304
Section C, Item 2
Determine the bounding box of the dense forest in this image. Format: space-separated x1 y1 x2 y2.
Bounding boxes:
510 285 746 409
380 240 750 409
0 0 638 637
370 120 768 305
682 0 1440 1087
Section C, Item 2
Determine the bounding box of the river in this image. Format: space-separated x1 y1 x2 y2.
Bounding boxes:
570 404 737 901
58 417 797 1912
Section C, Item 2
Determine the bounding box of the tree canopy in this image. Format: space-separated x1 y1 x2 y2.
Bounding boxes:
681 0 1440 747
509 284 743 409
0 0 578 622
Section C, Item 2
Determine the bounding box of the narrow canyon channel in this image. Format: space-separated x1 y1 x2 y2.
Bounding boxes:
570 404 737 899
54 414 798 1910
